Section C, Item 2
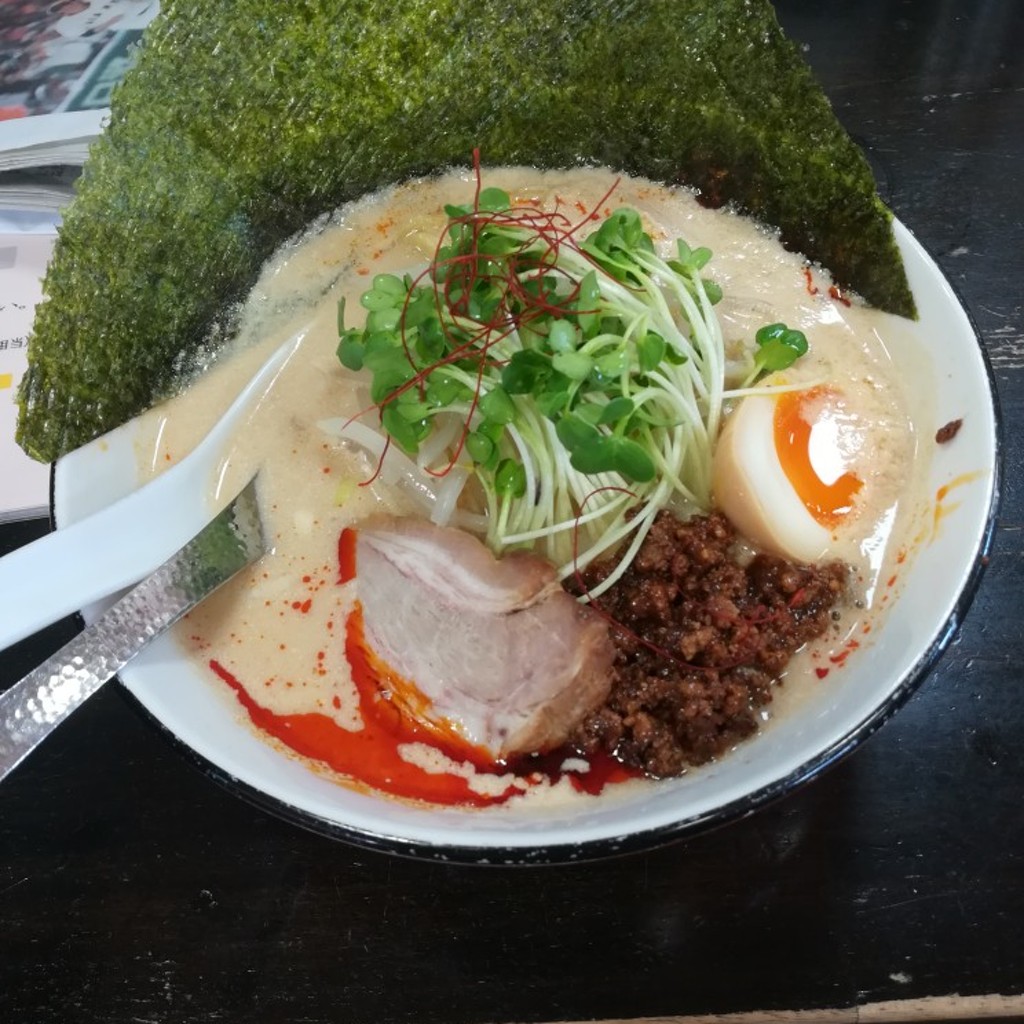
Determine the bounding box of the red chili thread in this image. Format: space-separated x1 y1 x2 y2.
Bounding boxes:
829 284 852 307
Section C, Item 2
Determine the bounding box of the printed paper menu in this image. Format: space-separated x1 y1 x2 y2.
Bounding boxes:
0 230 55 522
0 1 159 169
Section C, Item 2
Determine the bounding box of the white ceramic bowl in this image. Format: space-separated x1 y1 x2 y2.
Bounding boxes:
52 220 999 863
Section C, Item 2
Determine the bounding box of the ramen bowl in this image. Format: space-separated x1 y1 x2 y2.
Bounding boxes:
51 218 999 864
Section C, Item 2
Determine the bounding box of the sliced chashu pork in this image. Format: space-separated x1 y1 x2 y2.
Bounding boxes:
353 516 615 760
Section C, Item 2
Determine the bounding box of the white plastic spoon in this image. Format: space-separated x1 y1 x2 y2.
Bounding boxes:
0 330 303 652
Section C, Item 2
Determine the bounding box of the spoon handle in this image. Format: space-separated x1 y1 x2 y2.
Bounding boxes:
0 330 299 653
0 479 265 783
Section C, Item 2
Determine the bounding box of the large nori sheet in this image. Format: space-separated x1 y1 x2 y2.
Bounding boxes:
17 0 916 463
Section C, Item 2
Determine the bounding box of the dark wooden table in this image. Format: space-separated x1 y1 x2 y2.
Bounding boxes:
2 3 1021 1021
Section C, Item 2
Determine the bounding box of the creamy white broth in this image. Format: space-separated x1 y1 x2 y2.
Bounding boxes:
132 166 934 798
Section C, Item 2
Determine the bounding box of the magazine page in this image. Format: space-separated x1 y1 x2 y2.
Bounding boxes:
0 164 78 209
0 213 57 521
0 0 159 167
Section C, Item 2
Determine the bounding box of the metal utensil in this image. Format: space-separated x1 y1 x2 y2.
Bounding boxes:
0 478 266 783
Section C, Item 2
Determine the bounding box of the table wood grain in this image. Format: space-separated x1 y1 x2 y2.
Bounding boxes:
1 2 1021 1021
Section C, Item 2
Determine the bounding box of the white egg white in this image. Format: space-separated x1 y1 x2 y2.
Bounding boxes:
712 393 835 563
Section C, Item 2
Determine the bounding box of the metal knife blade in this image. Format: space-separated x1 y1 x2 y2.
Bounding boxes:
0 477 266 784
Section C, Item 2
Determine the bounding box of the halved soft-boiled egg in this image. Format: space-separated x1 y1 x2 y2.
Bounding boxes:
713 386 865 563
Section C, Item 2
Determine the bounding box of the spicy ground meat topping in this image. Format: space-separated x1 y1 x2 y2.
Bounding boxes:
572 510 848 778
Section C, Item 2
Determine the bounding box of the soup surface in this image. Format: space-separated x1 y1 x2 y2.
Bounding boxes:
132 167 934 807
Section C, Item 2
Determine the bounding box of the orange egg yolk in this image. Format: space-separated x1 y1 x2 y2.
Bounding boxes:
773 387 862 528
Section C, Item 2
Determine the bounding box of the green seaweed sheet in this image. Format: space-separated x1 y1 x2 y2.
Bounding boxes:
17 0 916 463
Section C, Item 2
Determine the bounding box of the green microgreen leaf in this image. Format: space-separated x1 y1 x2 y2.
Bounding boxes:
502 349 551 394
556 413 601 452
381 401 426 454
478 386 516 425
754 321 809 372
573 402 605 427
495 458 527 499
548 319 578 354
580 209 655 284
415 326 446 363
477 419 506 444
674 240 713 272
664 343 689 366
570 435 656 482
636 331 665 373
369 374 407 407
362 338 407 374
467 280 502 321
552 350 593 381
517 319 546 351
594 348 628 381
337 331 365 371
361 274 406 311
535 388 569 419
599 396 635 425
466 430 497 468
396 399 433 422
701 279 723 305
575 270 602 339
368 356 416 404
478 187 512 213
401 289 435 329
425 372 468 407
365 306 401 333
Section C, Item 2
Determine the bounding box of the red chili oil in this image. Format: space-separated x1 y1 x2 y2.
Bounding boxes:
210 640 504 807
337 528 357 584
212 529 637 807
